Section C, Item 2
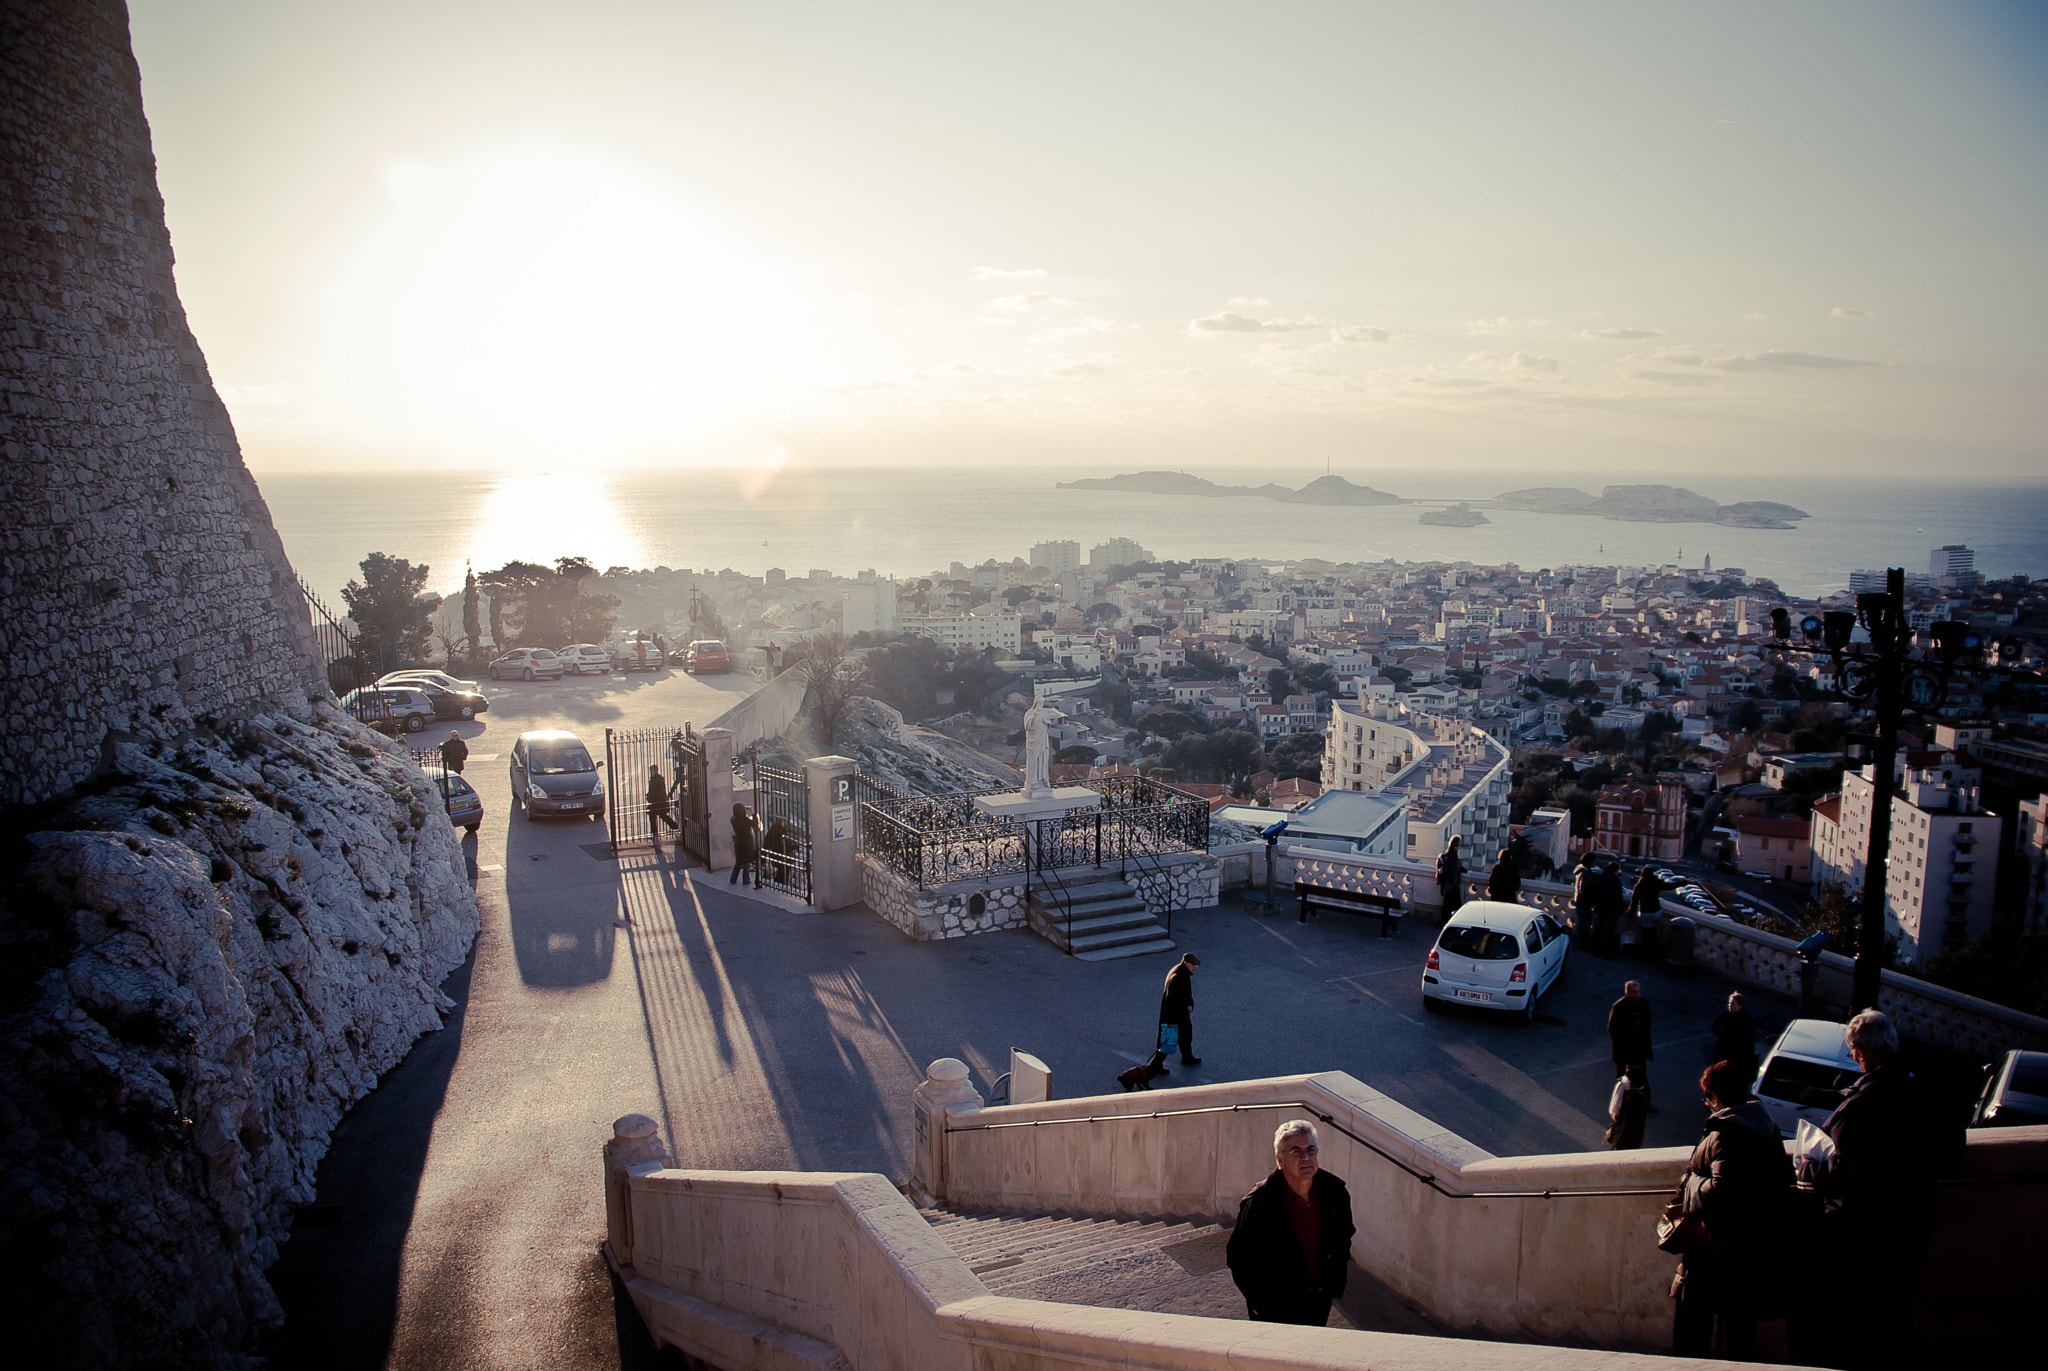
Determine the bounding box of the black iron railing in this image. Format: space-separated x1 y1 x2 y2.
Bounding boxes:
300 574 391 730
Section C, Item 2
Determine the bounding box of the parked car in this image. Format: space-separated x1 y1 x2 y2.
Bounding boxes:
610 636 665 672
557 644 613 675
438 773 483 833
1752 1018 1862 1139
1971 1049 2048 1128
378 669 480 693
339 686 435 734
509 730 604 821
378 673 490 720
490 648 564 681
684 639 731 673
1421 902 1570 1023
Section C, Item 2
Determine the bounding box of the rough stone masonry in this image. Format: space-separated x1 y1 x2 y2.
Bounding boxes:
1 3 481 1365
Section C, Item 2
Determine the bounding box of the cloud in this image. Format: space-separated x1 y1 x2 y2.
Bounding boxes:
1627 369 1717 387
1189 311 1320 334
1709 350 1877 372
987 292 1076 312
943 360 977 373
1334 324 1391 343
1830 305 1874 318
1650 347 1704 366
1511 351 1560 374
1047 351 1122 378
1582 327 1665 341
1466 317 1514 336
974 266 1047 281
1227 296 1271 307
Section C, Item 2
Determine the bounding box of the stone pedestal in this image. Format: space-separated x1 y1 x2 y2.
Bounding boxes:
909 1057 983 1205
702 727 736 871
971 786 1103 823
603 1113 670 1272
807 754 860 911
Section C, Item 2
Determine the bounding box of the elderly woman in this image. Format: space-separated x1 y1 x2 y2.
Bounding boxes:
1666 1057 1795 1359
1224 1120 1357 1326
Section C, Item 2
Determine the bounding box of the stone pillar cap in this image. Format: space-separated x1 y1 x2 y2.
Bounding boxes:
925 1057 971 1085
612 1113 660 1140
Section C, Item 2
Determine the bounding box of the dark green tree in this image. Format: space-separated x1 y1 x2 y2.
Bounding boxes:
342 552 441 672
461 565 482 657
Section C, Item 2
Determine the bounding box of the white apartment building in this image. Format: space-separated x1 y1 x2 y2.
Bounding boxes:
1810 759 2002 964
840 581 897 636
1030 540 1081 589
1320 698 1512 863
1088 537 1152 569
2017 796 2048 938
895 611 1022 654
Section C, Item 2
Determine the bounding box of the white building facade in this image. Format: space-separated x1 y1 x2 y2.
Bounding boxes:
1320 698 1512 863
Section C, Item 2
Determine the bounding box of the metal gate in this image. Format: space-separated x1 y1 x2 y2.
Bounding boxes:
672 728 709 863
750 750 811 901
605 726 686 855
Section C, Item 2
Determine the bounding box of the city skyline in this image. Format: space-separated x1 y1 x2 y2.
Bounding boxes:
132 1 2048 477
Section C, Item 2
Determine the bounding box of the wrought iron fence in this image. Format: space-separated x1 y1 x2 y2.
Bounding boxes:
605 726 686 855
751 754 811 901
299 574 391 730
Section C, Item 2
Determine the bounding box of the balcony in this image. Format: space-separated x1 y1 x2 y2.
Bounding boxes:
1953 832 1976 850
1949 869 1976 886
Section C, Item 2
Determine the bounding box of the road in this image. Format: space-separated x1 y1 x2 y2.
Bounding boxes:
261 664 1793 1368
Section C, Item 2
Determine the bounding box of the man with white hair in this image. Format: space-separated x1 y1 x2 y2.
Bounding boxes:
1224 1120 1356 1326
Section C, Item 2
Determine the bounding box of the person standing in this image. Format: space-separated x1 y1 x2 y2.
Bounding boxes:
1572 855 1601 942
439 730 469 776
1158 953 1201 1066
1608 981 1655 1105
760 817 791 882
1486 847 1521 903
1225 1120 1357 1326
729 803 762 887
1606 1063 1650 1150
646 765 677 852
1710 993 1758 1073
1436 835 1466 917
1627 867 1664 955
1666 1059 1796 1359
1595 860 1628 957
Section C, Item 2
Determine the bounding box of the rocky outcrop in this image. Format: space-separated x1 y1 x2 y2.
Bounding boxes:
1491 484 1809 528
0 701 480 1367
1056 471 1407 506
1418 503 1489 527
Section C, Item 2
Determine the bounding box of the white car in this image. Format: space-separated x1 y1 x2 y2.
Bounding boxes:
378 669 480 693
1421 901 1570 1023
557 644 613 675
1753 1019 1862 1139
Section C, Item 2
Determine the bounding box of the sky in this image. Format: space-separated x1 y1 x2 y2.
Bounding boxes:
129 1 2048 479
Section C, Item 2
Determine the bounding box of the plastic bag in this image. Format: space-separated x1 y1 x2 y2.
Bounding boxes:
1792 1118 1836 1186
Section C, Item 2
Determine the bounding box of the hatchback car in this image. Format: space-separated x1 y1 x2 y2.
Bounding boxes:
611 636 665 672
379 673 491 720
340 686 435 734
510 730 605 821
438 773 484 833
684 640 731 673
379 669 481 694
557 644 613 675
1753 1018 1862 1139
1971 1049 2048 1128
1421 902 1570 1022
490 648 565 681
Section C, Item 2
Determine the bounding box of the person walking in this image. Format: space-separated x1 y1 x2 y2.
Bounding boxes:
1225 1120 1357 1326
439 730 468 776
1435 835 1466 917
1665 1058 1796 1359
1606 1063 1650 1150
1710 993 1758 1073
760 817 791 883
1572 854 1601 943
646 765 678 852
1158 953 1201 1066
1608 981 1655 1109
728 803 762 887
1486 847 1521 903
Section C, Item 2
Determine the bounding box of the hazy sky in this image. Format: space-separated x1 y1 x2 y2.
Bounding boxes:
130 1 2048 478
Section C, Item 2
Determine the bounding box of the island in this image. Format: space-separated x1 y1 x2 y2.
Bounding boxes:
1491 484 1809 529
1418 502 1489 527
1055 471 1407 506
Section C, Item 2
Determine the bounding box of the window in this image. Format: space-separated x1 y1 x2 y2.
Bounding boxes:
1438 926 1521 960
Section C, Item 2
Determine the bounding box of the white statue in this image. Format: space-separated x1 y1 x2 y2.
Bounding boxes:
1022 695 1052 798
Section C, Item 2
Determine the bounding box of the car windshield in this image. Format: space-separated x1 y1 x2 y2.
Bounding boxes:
1437 926 1521 960
2009 1057 2048 1097
528 744 594 775
1759 1056 1861 1111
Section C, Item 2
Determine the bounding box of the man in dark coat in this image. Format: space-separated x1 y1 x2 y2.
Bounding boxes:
439 730 469 775
1595 860 1628 956
1710 992 1758 1071
1157 953 1200 1065
1486 847 1521 903
1226 1120 1356 1326
646 766 677 852
729 803 761 887
1435 835 1465 916
1608 980 1654 1095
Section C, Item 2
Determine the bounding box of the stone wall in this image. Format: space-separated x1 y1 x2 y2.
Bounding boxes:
1124 851 1220 916
0 0 323 808
858 856 1030 941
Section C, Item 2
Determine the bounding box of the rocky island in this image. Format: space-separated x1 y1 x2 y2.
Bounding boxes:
1418 502 1490 527
1491 484 1809 529
1056 471 1407 506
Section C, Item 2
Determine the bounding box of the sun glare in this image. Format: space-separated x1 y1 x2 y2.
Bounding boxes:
463 474 650 575
310 137 809 464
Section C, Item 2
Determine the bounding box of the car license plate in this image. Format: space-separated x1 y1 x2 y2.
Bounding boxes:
1455 989 1490 1003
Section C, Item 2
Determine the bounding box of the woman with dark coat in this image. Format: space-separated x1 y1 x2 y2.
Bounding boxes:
1666 1058 1796 1359
1606 1063 1650 1150
1486 848 1521 903
728 803 761 887
1225 1120 1356 1326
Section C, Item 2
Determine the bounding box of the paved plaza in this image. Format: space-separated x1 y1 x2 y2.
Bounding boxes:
261 668 1792 1368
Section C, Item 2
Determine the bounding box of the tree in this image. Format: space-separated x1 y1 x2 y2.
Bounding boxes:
1727 699 1763 732
1002 585 1036 607
343 552 441 672
1053 745 1099 765
1267 667 1291 699
477 558 619 647
866 635 946 718
793 632 869 746
461 565 483 657
1086 602 1120 623
1791 882 1896 967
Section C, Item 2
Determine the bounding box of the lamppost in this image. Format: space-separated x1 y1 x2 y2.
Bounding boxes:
1765 567 2040 1011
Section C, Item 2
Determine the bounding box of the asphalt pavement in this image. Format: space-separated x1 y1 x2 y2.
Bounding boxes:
260 663 1794 1369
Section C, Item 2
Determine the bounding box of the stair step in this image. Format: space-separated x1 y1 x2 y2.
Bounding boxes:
1073 937 1178 961
918 1206 1231 1295
1063 909 1156 934
1044 879 1138 901
1069 920 1172 947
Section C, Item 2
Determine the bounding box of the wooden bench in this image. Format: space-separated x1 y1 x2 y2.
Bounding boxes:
1295 881 1405 937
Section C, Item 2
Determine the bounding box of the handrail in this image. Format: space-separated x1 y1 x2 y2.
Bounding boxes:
943 1099 1673 1200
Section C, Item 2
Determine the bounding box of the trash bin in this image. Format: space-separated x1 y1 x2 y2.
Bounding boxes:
1664 915 1697 969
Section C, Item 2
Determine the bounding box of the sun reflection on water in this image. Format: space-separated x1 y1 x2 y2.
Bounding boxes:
462 474 649 577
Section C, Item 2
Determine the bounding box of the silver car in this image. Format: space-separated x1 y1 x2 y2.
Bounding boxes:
509 730 605 821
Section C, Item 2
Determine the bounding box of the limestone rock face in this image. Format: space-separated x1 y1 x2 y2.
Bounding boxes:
0 700 480 1367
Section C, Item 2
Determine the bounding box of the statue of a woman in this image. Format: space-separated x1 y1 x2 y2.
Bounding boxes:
1022 695 1052 798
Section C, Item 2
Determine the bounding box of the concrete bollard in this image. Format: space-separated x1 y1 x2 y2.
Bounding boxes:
702 728 736 872
909 1058 983 1205
603 1113 670 1272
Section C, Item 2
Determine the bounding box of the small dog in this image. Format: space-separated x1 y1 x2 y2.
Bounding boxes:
1116 1050 1170 1092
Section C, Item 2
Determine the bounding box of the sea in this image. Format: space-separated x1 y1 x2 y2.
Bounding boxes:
259 465 2048 611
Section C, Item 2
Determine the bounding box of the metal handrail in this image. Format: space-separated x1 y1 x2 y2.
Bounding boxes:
943 1099 1674 1200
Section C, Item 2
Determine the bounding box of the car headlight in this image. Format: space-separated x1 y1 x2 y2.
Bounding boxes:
591 778 604 798
529 783 548 801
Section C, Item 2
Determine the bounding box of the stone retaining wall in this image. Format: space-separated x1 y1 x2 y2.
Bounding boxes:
858 856 1029 941
1126 851 1221 916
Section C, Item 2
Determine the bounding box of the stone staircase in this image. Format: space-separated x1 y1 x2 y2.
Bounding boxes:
1026 875 1175 961
920 1206 1235 1311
